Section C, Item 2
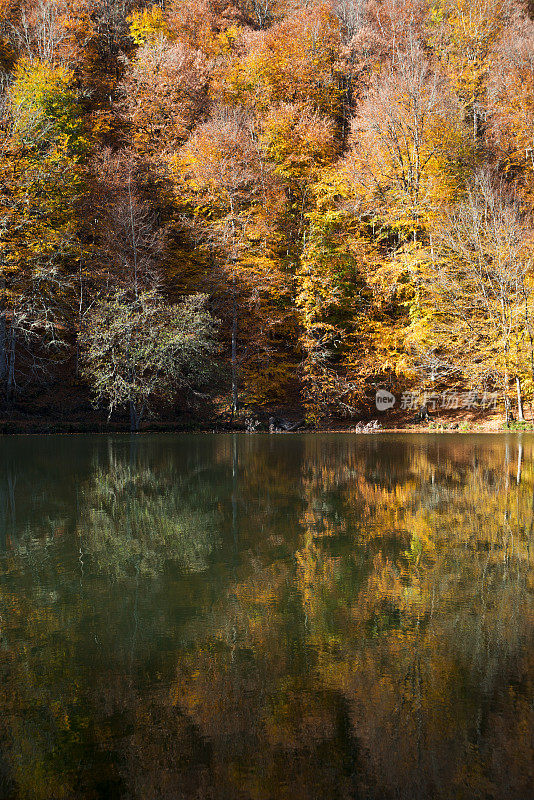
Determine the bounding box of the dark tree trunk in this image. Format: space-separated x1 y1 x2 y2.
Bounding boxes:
6 327 16 405
0 307 6 389
129 401 140 433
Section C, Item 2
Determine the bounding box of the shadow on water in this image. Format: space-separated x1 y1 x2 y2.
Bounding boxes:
0 433 533 799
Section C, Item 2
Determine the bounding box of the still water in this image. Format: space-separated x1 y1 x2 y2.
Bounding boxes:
0 433 533 800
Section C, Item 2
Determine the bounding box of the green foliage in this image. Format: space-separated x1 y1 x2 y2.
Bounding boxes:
505 420 533 431
80 291 219 428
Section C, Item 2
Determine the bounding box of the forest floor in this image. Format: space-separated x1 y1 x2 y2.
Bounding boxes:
365 406 507 432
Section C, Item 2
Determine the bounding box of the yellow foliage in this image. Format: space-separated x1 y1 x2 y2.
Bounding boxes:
9 58 87 154
430 0 506 113
128 5 169 45
260 103 336 183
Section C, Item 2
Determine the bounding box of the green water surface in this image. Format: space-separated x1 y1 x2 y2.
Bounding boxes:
0 433 532 800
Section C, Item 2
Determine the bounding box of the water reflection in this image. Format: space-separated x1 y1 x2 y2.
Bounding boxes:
0 433 532 799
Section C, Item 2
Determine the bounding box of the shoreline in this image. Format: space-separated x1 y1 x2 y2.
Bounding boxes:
0 419 530 435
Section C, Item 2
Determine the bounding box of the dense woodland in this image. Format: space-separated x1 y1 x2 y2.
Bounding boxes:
3 0 534 427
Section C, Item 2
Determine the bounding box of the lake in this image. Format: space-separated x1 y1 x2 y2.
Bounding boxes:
0 433 532 800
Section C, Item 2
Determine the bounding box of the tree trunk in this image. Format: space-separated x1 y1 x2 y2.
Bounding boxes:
76 260 84 377
0 276 5 388
231 288 238 418
129 400 141 433
516 376 525 421
6 327 16 405
75 335 80 377
503 370 510 426
0 306 6 389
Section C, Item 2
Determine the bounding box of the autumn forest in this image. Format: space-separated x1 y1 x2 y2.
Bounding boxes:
2 0 534 429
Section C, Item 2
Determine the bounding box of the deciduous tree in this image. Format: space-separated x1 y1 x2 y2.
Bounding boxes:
81 290 219 430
